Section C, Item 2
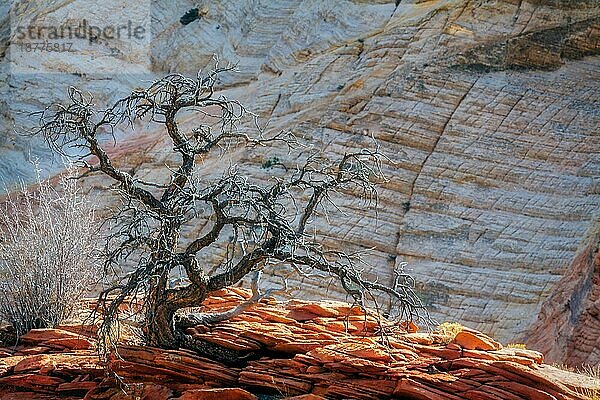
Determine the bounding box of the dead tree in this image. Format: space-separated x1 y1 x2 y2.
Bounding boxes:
34 63 426 355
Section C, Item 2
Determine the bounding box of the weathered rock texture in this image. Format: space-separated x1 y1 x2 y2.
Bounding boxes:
528 227 600 366
0 290 598 399
0 0 599 361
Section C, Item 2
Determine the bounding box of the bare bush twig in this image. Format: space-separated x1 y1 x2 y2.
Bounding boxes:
0 163 101 336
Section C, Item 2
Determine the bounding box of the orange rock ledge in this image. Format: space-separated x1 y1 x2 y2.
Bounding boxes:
0 289 595 399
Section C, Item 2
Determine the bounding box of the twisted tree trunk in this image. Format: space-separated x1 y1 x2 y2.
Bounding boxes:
146 300 179 349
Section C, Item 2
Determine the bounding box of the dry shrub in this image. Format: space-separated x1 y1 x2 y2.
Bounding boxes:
506 343 527 349
579 365 600 380
550 363 600 398
436 322 465 344
580 388 600 400
578 365 600 399
0 165 100 335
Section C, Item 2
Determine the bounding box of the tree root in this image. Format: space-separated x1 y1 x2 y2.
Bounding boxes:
176 332 256 366
175 271 284 329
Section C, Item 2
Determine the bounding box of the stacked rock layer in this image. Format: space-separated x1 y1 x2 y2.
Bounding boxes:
0 289 597 400
0 0 599 359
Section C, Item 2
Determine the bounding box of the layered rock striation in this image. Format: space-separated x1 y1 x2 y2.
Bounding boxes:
528 227 600 366
0 290 598 399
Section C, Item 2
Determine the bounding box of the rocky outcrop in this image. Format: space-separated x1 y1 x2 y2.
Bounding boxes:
0 290 598 399
528 226 600 365
0 0 599 361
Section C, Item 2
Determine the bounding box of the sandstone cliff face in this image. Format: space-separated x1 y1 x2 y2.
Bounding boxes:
528 225 600 366
0 0 598 361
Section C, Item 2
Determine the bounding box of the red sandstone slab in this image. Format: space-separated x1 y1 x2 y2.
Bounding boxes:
0 373 64 390
19 329 82 345
453 330 502 351
174 387 257 400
